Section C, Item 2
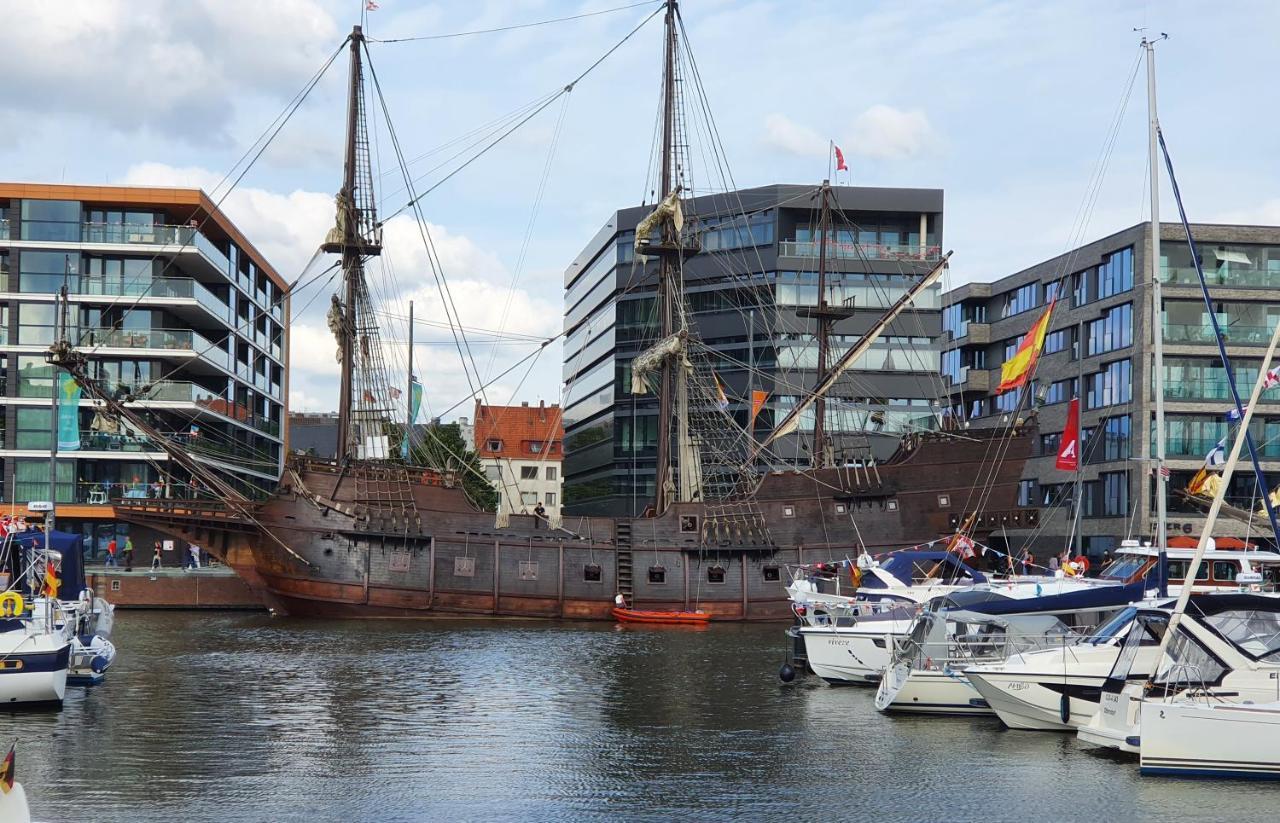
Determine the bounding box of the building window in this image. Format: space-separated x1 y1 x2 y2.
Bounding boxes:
546 467 557 481
487 439 502 451
995 387 1022 413
781 505 795 518
762 565 781 582
529 442 543 453
1044 327 1071 355
1096 247 1134 300
1101 470 1128 516
1002 283 1039 318
937 495 950 508
545 492 556 506
583 564 602 582
1087 359 1131 409
1041 432 1062 454
887 500 898 511
1100 415 1131 461
1088 302 1133 356
707 565 726 584
520 466 538 480
648 566 666 584
21 199 81 242
1017 479 1036 507
520 491 537 505
835 503 847 514
1042 378 1076 405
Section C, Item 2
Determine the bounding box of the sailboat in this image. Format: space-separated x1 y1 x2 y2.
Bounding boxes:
48 2 1039 621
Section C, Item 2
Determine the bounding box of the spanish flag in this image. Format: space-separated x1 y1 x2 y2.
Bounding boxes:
998 300 1056 393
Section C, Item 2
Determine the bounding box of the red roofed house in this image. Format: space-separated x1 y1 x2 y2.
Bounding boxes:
474 400 563 523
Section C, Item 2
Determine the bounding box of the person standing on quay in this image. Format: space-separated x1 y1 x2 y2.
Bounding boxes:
105 538 118 569
151 541 162 571
123 536 134 572
187 544 201 570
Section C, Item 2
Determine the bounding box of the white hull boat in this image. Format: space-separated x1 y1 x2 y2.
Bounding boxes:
0 624 71 709
1140 700 1280 778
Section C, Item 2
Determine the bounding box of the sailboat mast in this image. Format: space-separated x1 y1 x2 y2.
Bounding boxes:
1145 37 1169 594
812 181 832 468
653 0 678 514
336 27 365 462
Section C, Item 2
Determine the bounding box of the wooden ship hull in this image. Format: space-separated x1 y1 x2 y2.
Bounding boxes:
114 424 1038 621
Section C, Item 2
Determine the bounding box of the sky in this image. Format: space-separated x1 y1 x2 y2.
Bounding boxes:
3 0 1278 420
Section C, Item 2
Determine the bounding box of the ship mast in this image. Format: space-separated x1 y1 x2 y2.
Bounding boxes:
810 181 833 468
325 25 383 462
652 0 680 514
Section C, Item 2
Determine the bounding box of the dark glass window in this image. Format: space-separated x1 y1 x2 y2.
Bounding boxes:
583 564 602 582
1088 303 1133 356
648 566 666 584
707 565 726 584
762 565 780 582
1087 359 1131 409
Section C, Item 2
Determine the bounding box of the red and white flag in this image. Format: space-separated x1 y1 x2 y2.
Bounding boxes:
834 144 848 172
1055 397 1080 471
366 0 380 10
1263 365 1280 390
952 534 977 560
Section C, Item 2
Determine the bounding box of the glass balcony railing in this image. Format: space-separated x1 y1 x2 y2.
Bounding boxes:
1159 435 1280 459
79 222 232 276
778 240 943 263
70 276 232 322
1163 266 1280 289
75 328 230 370
0 219 8 240
1163 378 1235 400
1164 323 1275 346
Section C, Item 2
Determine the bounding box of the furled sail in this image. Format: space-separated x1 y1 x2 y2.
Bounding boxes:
630 331 685 394
634 188 684 260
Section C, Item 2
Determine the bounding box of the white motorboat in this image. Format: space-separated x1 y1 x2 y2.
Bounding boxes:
964 606 1157 731
1097 540 1280 596
0 611 71 709
785 551 988 623
1140 699 1280 778
1077 593 1280 754
874 610 1078 715
33 590 117 686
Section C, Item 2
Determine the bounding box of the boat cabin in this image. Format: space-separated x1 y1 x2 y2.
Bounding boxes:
1099 541 1280 593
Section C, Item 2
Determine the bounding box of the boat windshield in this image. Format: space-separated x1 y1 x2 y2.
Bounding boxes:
1099 557 1147 580
1101 612 1167 692
1153 627 1229 690
1201 608 1280 662
1086 606 1137 645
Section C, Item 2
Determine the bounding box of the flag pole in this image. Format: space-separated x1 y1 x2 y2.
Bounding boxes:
827 140 833 181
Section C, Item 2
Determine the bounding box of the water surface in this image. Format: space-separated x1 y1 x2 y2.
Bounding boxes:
2 612 1264 821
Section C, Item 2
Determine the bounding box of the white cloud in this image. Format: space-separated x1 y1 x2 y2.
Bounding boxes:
760 113 827 159
848 105 937 161
1213 199 1280 227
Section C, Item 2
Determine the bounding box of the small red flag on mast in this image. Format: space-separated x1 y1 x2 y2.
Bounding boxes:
834 144 848 172
1056 397 1080 471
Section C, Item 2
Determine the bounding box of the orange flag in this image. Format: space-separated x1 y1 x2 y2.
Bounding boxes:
748 390 769 428
998 300 1055 393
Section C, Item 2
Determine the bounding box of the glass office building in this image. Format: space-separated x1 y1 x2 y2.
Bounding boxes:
563 184 945 516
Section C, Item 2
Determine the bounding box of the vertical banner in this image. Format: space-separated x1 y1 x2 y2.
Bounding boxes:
1055 397 1079 471
748 390 769 430
401 379 424 458
58 373 82 451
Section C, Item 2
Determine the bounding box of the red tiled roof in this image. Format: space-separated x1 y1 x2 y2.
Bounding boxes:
474 401 563 460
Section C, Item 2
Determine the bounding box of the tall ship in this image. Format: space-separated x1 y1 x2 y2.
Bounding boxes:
52 2 1038 620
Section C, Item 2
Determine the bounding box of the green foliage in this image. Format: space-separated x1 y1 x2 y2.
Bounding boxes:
410 422 497 512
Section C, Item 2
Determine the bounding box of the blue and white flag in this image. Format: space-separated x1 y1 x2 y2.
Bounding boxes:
1226 406 1243 422
1205 438 1227 468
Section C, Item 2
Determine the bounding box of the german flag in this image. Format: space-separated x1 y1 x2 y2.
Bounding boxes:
41 561 59 599
998 300 1056 393
0 743 13 795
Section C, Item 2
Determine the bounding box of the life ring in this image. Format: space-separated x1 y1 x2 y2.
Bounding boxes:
0 592 24 617
1072 556 1090 574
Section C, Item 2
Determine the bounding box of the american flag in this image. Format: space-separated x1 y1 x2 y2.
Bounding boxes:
1159 465 1171 479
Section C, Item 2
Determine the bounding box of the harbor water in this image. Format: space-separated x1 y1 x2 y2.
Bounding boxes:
2 612 1269 822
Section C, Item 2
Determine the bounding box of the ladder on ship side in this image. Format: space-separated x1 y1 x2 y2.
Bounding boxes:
615 521 633 601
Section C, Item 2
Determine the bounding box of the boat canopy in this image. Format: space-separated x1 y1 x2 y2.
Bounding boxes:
963 579 1147 616
864 551 987 589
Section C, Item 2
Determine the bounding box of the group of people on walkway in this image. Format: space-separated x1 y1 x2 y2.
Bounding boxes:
103 538 204 572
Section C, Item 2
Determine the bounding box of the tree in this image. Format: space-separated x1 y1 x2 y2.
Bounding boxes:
410 422 497 512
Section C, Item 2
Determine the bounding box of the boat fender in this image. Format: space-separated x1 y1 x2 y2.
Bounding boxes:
1059 693 1071 725
0 592 23 617
779 663 796 683
91 655 110 674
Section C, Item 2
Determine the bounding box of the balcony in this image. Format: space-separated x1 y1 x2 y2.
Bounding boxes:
1163 378 1235 401
950 365 992 395
84 327 231 371
80 222 232 276
778 240 943 264
951 320 990 345
1163 266 1280 290
76 276 232 323
1165 322 1275 346
1161 435 1280 460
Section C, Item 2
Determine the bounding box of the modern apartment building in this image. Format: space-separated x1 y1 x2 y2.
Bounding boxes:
0 183 288 557
474 400 563 522
562 183 945 516
943 221 1280 557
